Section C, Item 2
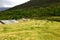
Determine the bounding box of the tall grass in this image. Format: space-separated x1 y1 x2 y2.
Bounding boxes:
0 19 60 40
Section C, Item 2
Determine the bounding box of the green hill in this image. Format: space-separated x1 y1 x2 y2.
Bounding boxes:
9 0 60 8
0 0 60 20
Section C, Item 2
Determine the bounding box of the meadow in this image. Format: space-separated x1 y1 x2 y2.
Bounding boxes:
0 19 60 40
0 3 60 40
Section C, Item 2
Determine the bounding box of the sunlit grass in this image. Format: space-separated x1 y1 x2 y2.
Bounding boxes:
0 19 60 40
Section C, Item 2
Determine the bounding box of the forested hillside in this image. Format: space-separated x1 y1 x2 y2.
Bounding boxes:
0 0 60 20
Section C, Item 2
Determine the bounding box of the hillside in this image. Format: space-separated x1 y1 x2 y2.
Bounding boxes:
0 0 60 20
10 0 60 9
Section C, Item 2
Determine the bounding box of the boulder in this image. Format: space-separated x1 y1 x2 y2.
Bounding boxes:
0 20 18 24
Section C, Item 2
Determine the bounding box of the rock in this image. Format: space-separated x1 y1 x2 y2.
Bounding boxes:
22 18 27 21
0 20 18 24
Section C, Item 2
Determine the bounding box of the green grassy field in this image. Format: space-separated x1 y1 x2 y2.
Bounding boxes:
0 19 60 40
0 6 60 40
0 0 60 40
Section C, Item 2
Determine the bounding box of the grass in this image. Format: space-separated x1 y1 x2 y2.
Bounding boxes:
0 2 60 40
0 19 60 40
